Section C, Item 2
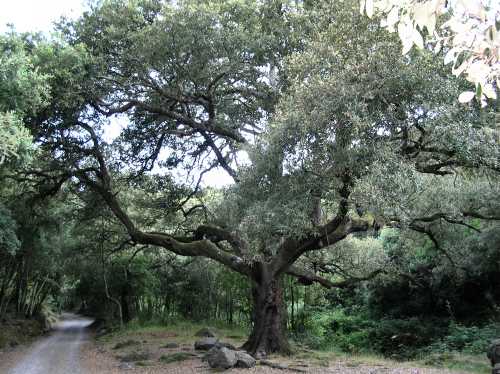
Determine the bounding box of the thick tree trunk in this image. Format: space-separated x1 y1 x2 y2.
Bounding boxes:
242 274 290 358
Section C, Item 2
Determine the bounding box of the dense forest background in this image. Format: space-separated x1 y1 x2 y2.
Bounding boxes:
0 0 499 363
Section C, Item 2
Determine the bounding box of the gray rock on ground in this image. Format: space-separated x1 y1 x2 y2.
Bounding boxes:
194 337 218 350
235 350 256 368
207 347 237 369
204 346 256 369
203 346 219 362
118 362 135 370
195 327 217 337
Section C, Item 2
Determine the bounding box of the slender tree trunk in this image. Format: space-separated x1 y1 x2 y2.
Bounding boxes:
290 278 295 331
242 270 290 358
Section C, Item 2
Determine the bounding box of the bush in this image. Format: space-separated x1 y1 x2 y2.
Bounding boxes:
368 318 446 360
427 322 500 355
294 308 374 353
295 307 499 360
295 308 449 359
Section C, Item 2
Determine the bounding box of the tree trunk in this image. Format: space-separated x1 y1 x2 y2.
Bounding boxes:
242 273 290 358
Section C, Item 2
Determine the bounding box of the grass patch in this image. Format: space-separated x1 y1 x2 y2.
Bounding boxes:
159 352 197 363
419 352 490 374
113 339 140 349
135 361 152 367
106 318 248 346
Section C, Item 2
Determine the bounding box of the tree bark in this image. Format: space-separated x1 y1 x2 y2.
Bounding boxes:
242 271 290 358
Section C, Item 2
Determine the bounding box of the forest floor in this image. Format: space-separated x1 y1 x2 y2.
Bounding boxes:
77 321 490 374
0 318 490 373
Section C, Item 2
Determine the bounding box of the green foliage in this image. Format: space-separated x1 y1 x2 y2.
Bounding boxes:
297 308 374 352
428 322 500 355
0 33 50 115
0 204 20 255
0 32 49 163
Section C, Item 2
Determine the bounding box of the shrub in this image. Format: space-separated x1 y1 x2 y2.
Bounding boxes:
427 322 500 355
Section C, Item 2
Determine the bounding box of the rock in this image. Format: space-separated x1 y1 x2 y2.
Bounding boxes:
235 350 256 368
488 339 500 365
194 337 218 350
493 364 500 374
118 362 135 370
162 342 179 349
203 346 220 362
216 341 236 350
255 350 267 360
207 347 237 369
195 327 216 337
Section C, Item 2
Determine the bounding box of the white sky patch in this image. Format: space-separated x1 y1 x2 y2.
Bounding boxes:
202 150 251 188
103 115 127 143
0 0 85 33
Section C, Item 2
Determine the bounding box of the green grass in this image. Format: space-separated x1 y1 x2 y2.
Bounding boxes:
103 318 248 345
159 352 197 363
418 352 490 374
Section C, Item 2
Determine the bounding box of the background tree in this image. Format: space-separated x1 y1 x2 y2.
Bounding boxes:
0 32 49 163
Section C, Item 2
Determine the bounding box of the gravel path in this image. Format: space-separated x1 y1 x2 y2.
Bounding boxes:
1 314 93 374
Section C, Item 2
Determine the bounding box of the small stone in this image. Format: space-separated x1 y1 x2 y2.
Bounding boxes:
118 362 135 370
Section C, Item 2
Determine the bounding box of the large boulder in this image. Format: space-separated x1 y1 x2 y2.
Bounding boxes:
207 347 237 370
195 327 216 338
194 337 218 351
235 351 256 368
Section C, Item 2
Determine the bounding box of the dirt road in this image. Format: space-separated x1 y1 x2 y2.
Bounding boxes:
6 314 93 374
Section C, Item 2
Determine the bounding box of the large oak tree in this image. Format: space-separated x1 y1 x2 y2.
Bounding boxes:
20 0 499 356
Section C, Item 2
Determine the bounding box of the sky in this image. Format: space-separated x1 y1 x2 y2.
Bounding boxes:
1 0 235 188
0 0 85 33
